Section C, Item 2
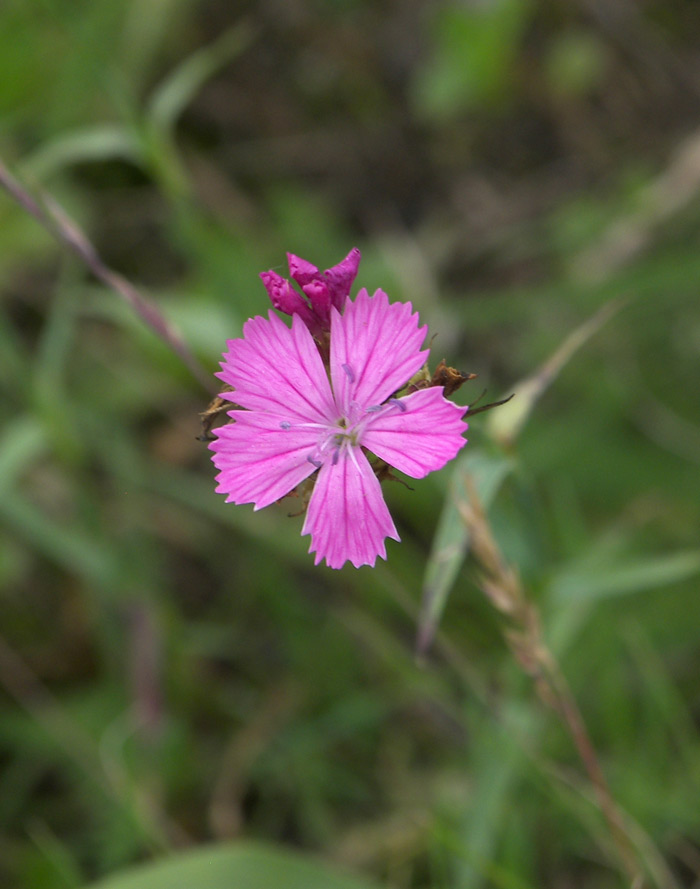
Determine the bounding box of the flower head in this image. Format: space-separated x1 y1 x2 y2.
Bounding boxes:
259 248 361 338
210 288 468 569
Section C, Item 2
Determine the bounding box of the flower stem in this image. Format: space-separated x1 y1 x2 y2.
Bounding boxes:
0 155 214 393
458 477 648 887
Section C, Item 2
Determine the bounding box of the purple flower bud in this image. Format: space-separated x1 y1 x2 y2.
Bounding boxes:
324 247 361 311
259 270 320 334
287 253 320 286
260 249 362 338
300 278 331 325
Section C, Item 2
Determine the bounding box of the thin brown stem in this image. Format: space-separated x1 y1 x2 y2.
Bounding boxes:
0 156 215 393
539 649 644 885
458 478 648 887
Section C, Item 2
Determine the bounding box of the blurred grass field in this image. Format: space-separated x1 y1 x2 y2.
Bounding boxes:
1 1 700 888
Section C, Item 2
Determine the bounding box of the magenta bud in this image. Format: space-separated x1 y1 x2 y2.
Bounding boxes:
259 248 362 339
260 270 318 332
324 247 361 310
287 253 320 286
300 278 331 325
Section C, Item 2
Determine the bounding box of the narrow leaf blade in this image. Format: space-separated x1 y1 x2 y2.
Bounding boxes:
83 842 385 889
418 449 513 653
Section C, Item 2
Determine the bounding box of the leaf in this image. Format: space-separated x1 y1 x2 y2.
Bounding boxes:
448 703 539 889
20 126 142 179
142 23 255 198
0 489 118 590
147 23 254 138
486 297 625 448
412 0 532 118
417 449 513 654
0 416 48 491
550 549 700 604
82 842 385 889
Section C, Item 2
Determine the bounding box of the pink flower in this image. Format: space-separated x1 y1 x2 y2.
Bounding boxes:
209 288 468 569
259 248 361 337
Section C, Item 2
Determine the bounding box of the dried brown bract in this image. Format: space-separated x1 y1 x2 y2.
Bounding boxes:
198 384 237 441
430 359 478 396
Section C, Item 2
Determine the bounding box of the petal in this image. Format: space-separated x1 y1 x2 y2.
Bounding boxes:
302 446 399 569
330 288 428 413
361 388 468 478
324 247 361 310
259 270 320 334
300 278 331 326
287 252 320 285
210 411 320 509
216 312 337 423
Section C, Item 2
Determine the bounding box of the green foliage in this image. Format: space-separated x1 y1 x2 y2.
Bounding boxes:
1 2 700 889
412 0 533 118
420 449 514 653
83 842 384 889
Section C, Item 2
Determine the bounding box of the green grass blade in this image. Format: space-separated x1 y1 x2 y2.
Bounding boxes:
550 549 700 604
486 297 624 448
147 24 254 138
0 489 118 590
0 417 48 490
417 449 513 653
20 126 142 180
82 842 385 889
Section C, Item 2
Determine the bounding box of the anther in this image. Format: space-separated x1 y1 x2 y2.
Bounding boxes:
389 398 407 412
307 455 323 469
280 421 291 429
342 363 355 383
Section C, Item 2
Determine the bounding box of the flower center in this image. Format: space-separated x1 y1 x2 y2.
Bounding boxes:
278 377 408 472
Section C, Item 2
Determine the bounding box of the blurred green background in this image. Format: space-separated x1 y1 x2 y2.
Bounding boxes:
1 1 700 887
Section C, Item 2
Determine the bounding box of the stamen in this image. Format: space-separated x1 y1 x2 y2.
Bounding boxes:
365 404 383 412
307 455 323 469
342 363 355 383
332 447 341 465
280 421 291 429
389 398 407 412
